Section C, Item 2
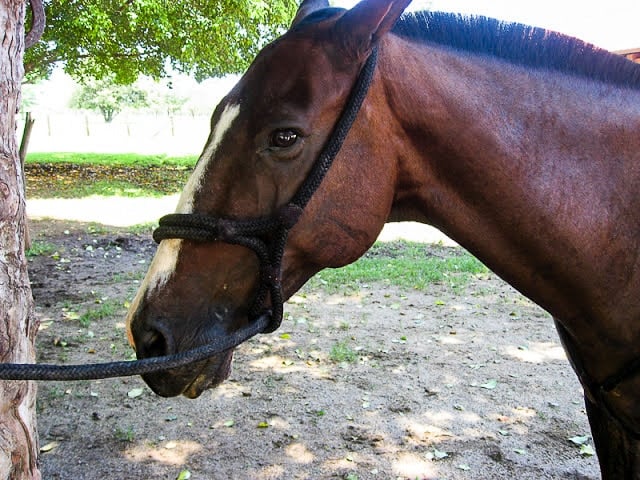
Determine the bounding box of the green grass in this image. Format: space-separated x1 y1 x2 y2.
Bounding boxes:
60 179 169 198
329 340 358 363
25 153 195 198
79 300 122 327
26 152 197 168
310 241 488 292
26 240 57 257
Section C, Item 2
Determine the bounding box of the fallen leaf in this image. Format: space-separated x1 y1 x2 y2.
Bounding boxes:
257 421 269 428
480 379 497 390
457 464 471 471
176 470 191 480
580 444 596 457
127 387 144 398
223 420 235 427
40 442 58 453
426 448 449 460
568 435 590 446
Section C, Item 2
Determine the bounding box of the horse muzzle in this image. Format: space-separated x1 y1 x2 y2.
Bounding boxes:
131 315 237 397
140 349 234 398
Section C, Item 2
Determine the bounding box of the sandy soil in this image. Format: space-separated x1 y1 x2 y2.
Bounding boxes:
26 218 600 480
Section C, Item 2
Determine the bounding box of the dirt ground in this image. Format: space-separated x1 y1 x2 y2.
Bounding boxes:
26 219 600 480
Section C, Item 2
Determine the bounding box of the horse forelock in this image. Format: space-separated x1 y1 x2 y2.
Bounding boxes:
394 11 640 90
177 102 241 214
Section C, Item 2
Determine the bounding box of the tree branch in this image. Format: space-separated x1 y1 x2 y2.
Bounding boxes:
25 0 46 49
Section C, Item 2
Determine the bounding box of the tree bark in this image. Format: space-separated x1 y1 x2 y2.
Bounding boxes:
0 0 41 478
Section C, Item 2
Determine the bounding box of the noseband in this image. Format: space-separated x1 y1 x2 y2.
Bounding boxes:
153 47 379 334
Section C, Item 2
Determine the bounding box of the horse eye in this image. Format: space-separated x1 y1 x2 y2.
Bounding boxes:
270 129 299 149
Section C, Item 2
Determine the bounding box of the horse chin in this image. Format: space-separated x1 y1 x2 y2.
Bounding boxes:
182 349 234 398
141 349 234 398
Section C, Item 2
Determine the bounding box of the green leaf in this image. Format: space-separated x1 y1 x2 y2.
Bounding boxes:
127 387 144 398
580 444 596 457
257 421 269 428
279 333 291 339
480 379 497 389
176 469 191 480
223 420 235 428
427 448 449 460
568 435 590 446
40 441 59 453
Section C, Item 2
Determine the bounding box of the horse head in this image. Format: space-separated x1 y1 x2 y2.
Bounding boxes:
126 0 412 397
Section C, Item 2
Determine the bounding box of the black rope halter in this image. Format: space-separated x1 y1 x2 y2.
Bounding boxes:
0 47 378 381
154 46 379 334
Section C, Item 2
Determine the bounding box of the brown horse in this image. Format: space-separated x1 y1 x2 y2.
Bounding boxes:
125 1 640 477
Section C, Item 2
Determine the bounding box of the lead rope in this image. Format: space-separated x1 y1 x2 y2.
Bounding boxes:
0 47 379 382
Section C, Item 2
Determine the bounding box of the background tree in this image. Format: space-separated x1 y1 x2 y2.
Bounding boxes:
69 77 148 122
24 0 298 84
0 0 42 478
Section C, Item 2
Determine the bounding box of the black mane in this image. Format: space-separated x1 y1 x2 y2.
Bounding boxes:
393 11 640 89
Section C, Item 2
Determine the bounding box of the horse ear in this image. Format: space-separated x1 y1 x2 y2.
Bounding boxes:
334 0 411 60
291 0 330 28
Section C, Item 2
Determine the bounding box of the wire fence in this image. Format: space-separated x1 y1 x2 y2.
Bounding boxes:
19 111 212 156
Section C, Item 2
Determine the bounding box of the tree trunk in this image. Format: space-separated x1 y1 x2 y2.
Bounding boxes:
18 112 34 166
0 1 41 479
19 112 34 251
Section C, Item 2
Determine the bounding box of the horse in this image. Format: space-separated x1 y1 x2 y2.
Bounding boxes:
125 1 640 477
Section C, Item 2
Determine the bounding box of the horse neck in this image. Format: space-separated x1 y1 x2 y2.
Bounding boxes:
378 37 640 374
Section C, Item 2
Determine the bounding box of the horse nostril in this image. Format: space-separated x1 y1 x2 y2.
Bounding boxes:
136 322 176 359
145 331 169 358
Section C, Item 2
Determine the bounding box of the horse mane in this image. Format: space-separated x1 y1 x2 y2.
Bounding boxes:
393 11 640 89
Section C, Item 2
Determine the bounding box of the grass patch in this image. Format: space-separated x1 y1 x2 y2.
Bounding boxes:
114 426 136 443
310 241 488 292
79 300 122 327
26 152 197 168
329 340 358 363
127 222 157 235
26 157 193 198
26 240 57 257
61 179 169 198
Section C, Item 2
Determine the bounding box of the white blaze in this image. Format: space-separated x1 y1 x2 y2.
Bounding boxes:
177 103 241 214
126 102 241 330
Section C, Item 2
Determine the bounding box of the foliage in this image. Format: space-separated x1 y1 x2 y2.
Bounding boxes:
26 240 57 257
24 0 298 83
329 341 358 363
69 76 148 122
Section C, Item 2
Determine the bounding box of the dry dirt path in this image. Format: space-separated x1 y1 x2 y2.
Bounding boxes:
25 201 599 479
